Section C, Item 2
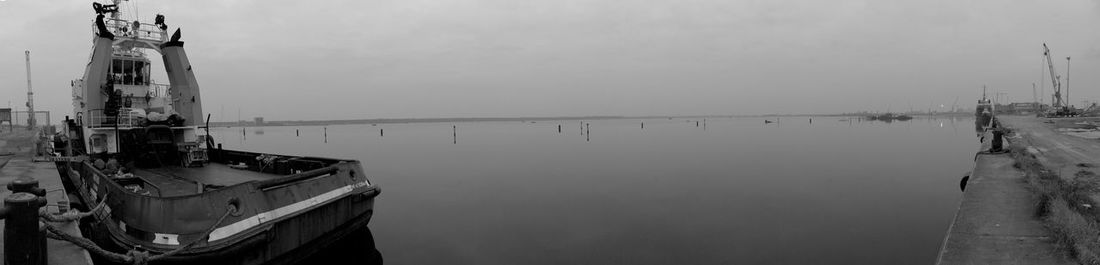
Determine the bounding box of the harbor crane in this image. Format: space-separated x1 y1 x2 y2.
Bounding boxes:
25 51 35 129
1043 43 1075 116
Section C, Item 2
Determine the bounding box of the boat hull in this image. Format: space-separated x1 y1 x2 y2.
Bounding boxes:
80 191 376 265
54 151 380 265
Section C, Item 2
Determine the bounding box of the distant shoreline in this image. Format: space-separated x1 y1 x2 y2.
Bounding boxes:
210 112 972 127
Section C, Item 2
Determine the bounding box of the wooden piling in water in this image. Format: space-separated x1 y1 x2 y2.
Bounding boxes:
324 127 328 143
381 129 384 137
453 125 456 144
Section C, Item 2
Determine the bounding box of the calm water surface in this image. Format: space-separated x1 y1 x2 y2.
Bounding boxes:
214 116 976 265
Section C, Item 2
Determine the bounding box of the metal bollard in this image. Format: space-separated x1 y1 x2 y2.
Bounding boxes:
0 192 49 265
7 177 45 197
990 129 1004 153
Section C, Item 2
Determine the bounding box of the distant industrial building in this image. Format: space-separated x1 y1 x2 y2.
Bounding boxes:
995 102 1044 114
0 108 11 131
254 117 264 125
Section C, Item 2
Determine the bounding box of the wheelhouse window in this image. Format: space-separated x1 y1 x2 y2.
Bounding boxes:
136 62 147 85
109 59 150 85
111 59 123 84
122 60 134 85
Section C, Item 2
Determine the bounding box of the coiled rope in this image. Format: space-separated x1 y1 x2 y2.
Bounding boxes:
40 197 236 265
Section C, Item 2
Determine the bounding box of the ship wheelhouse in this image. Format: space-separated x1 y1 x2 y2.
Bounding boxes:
68 5 187 155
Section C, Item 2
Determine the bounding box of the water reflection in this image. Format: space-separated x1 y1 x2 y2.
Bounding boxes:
295 227 383 265
217 117 977 265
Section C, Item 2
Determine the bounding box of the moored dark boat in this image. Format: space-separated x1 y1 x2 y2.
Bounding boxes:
976 91 993 128
52 1 380 264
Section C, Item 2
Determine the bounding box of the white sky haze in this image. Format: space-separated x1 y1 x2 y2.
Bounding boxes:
2 0 1100 122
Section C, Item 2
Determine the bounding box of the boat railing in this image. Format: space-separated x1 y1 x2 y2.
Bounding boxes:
257 167 340 190
88 108 142 129
97 18 168 43
148 83 170 98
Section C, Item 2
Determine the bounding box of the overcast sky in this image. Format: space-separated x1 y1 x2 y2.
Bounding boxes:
2 0 1100 122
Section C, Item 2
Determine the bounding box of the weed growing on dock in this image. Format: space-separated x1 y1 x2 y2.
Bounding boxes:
1046 197 1100 264
1011 145 1100 264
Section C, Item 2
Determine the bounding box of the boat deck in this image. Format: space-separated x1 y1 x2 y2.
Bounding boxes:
133 163 283 197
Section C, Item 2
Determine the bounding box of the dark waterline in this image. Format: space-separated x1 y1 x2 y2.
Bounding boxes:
215 116 976 265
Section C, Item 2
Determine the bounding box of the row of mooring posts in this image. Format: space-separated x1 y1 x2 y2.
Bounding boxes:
287 127 329 142
0 177 50 265
281 117 845 145
273 117 838 146
267 118 863 145
287 125 448 142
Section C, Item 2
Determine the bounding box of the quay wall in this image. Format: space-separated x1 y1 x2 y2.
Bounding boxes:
934 124 1069 264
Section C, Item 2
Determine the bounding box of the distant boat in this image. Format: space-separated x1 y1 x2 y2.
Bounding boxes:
976 87 993 127
866 113 913 122
764 120 775 124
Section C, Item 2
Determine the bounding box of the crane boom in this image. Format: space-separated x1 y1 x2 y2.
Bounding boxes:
1043 43 1063 108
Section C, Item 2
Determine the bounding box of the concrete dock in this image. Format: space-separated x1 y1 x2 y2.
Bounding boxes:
933 115 1100 264
0 129 93 265
934 148 1070 264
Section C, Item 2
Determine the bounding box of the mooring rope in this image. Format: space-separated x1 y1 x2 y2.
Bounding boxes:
39 194 108 222
149 205 234 260
41 203 236 265
43 223 133 264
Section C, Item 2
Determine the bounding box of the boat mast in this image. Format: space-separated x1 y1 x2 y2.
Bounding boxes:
25 50 35 129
